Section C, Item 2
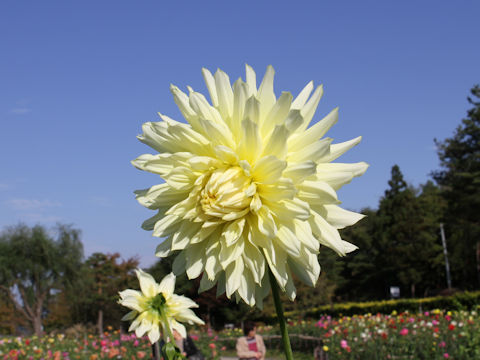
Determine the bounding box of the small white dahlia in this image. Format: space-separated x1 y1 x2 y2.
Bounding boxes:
133 65 368 307
119 269 204 343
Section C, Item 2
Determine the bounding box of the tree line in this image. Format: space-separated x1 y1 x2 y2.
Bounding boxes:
1 86 478 335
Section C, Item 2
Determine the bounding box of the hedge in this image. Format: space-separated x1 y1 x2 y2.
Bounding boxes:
255 291 480 323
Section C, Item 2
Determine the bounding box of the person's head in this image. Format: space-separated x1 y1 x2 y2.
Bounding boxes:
243 321 257 337
172 329 183 341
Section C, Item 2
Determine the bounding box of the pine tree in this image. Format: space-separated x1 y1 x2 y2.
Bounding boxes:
433 85 480 288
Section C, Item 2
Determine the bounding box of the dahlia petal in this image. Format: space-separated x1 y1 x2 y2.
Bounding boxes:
214 69 234 119
243 240 265 284
265 198 310 223
287 137 332 163
157 273 176 297
323 204 365 229
136 269 157 298
172 252 186 275
245 64 257 96
297 180 339 204
257 178 296 202
238 270 256 306
291 80 314 109
214 145 239 164
170 85 201 130
135 184 188 210
238 119 262 164
222 218 245 247
225 257 244 297
253 207 276 239
293 219 319 252
172 221 202 251
185 244 206 279
297 84 324 132
288 248 319 287
284 109 304 133
198 118 235 148
288 107 338 151
135 319 150 338
137 122 180 154
199 272 218 292
232 79 248 135
316 162 369 188
202 68 218 107
285 267 297 301
262 91 292 136
147 325 160 344
263 245 288 289
141 209 167 231
165 167 196 190
319 136 362 162
155 237 173 258
283 161 317 183
257 65 276 120
170 320 187 339
276 225 301 257
121 311 138 321
152 214 182 238
261 125 289 160
219 237 245 269
189 91 223 124
252 155 287 185
310 211 356 256
244 95 260 124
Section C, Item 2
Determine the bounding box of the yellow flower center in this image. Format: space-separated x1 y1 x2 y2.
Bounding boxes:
200 167 254 219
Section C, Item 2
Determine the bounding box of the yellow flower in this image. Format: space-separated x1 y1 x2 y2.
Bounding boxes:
134 65 367 307
119 269 204 343
323 345 329 352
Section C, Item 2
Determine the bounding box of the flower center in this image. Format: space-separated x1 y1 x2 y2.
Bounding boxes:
200 167 254 220
149 293 166 314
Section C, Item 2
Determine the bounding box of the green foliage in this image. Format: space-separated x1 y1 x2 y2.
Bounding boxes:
433 85 480 289
283 291 480 318
0 224 83 335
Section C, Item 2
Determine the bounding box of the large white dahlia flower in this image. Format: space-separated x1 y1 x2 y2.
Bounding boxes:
133 65 368 307
119 269 204 343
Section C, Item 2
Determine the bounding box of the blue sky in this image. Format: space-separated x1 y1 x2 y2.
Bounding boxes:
1 1 479 266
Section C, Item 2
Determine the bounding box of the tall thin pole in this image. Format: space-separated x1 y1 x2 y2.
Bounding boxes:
440 223 452 289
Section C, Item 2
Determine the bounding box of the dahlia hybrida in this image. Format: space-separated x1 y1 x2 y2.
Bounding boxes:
133 65 367 307
119 269 204 343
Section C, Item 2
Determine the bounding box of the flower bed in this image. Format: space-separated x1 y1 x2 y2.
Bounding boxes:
1 309 479 359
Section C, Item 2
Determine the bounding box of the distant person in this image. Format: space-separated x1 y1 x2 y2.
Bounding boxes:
160 329 205 360
236 321 266 360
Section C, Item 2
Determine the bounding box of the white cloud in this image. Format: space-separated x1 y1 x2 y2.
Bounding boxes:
10 108 31 115
6 198 62 211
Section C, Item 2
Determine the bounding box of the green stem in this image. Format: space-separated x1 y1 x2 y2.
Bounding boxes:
159 309 176 343
268 269 293 360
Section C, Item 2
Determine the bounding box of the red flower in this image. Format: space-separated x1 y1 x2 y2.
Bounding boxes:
209 343 216 349
448 324 455 331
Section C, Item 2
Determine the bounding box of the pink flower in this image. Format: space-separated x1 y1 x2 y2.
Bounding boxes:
399 328 409 336
445 315 452 321
424 311 430 316
209 343 216 349
133 340 139 347
100 340 107 347
443 353 449 359
340 340 348 349
408 317 415 323
432 320 439 326
191 335 199 341
438 341 446 348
